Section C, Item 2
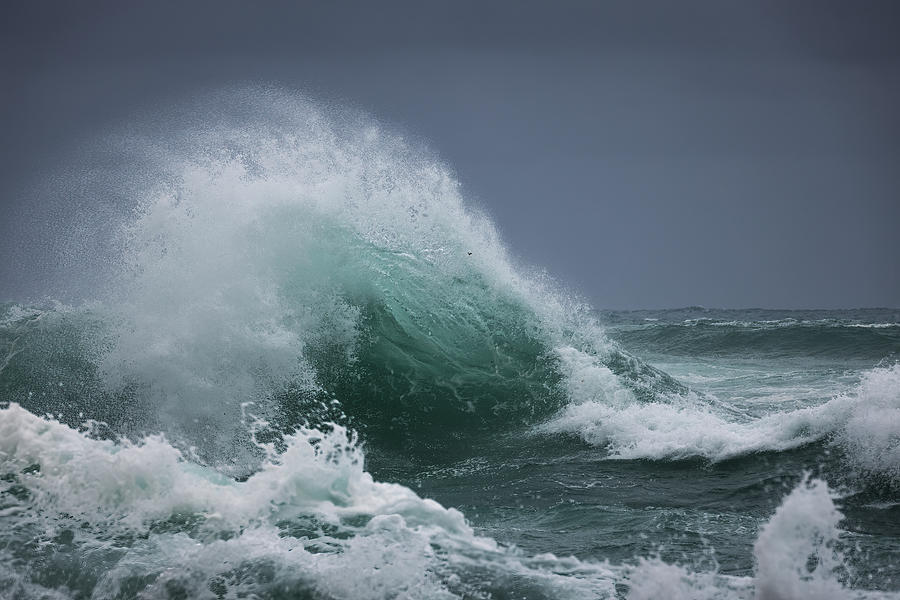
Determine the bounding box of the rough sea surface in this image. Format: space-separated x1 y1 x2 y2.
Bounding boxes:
1 90 898 599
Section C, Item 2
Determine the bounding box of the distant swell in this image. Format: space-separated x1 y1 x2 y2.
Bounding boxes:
610 318 900 360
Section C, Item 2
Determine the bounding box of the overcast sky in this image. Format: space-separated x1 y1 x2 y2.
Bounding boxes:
2 1 898 309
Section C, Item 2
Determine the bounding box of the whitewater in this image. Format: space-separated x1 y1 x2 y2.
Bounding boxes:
1 88 898 599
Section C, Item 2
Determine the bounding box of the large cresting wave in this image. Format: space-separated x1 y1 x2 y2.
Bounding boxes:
0 88 895 472
0 88 681 467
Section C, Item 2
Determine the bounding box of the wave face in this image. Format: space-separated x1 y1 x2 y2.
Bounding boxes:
1 89 640 460
1 89 899 598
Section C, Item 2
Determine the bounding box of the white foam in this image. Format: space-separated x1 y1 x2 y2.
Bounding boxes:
626 559 753 600
4 404 897 599
0 402 474 597
0 402 474 535
0 403 621 599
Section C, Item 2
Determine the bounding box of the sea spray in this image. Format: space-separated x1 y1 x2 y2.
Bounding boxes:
753 477 848 600
833 363 900 485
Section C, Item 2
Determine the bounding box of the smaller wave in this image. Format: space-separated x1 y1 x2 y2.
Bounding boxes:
540 363 900 482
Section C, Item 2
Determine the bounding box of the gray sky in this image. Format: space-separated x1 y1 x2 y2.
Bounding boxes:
2 0 898 309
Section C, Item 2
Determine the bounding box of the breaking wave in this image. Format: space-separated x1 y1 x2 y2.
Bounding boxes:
0 87 897 598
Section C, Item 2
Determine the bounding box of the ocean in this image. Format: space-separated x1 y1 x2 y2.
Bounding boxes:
1 92 898 599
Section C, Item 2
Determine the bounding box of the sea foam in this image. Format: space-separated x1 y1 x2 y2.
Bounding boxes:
3 403 895 599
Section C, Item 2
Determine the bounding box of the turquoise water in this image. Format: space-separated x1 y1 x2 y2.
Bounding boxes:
1 91 898 599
